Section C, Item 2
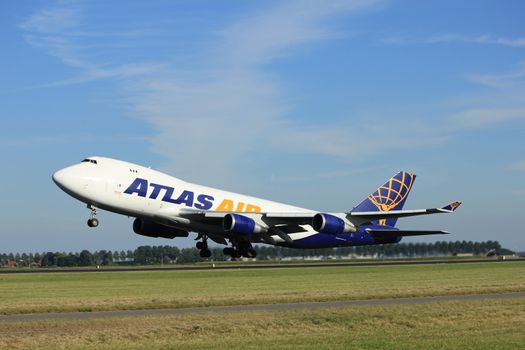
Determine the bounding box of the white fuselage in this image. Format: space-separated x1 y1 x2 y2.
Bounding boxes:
53 156 317 242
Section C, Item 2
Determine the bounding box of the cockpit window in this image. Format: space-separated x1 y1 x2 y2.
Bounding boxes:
81 158 98 164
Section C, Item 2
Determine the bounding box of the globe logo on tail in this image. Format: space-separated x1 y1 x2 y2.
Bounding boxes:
368 172 415 225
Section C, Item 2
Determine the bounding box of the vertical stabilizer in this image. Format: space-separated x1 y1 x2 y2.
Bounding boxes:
352 171 416 227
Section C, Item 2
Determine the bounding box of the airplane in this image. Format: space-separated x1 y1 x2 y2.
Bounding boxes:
52 157 461 259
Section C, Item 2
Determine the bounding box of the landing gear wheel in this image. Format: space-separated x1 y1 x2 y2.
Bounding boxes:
223 247 241 260
87 218 99 227
199 249 212 258
196 236 210 259
238 242 256 258
223 247 235 256
87 205 99 228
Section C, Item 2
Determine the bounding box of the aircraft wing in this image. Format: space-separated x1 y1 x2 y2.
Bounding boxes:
176 209 316 225
162 202 461 228
157 208 316 244
182 210 321 244
347 200 462 225
155 201 461 243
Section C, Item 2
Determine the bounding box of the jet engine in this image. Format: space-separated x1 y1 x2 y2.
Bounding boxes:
133 218 189 239
223 213 265 235
312 213 357 235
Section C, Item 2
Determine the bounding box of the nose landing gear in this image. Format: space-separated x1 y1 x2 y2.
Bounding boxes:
87 205 99 227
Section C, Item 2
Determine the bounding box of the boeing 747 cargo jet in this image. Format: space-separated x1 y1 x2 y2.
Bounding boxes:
53 157 461 259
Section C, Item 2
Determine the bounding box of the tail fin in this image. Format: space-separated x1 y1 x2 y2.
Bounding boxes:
352 171 416 227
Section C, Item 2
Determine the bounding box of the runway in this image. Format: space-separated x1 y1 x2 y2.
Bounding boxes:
1 292 523 322
1 258 522 274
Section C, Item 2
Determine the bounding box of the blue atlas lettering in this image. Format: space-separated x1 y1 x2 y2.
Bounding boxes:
174 190 194 207
124 178 148 197
124 178 215 209
195 194 214 210
162 187 178 204
149 182 174 200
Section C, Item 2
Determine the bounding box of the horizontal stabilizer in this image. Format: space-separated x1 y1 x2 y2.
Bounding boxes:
348 200 462 225
366 229 450 238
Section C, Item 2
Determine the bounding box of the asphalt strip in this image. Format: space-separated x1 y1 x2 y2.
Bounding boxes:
1 292 523 322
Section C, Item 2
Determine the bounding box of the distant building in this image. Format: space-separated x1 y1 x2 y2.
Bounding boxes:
454 253 474 257
7 259 17 267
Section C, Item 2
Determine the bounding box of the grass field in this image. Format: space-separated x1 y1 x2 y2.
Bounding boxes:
0 261 524 349
0 298 523 349
0 261 523 315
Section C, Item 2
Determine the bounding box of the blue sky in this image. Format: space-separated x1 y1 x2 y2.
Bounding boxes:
1 0 524 253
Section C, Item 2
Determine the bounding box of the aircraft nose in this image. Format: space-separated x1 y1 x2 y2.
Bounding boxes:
52 168 72 190
52 169 65 186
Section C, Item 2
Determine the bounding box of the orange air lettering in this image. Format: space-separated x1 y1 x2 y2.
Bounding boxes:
235 202 245 211
216 199 234 211
245 204 262 213
216 199 261 212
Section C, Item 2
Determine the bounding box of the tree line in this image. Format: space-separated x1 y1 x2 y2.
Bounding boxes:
0 240 510 267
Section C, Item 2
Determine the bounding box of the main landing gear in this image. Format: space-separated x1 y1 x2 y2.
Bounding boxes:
196 236 212 258
87 204 99 227
223 241 257 260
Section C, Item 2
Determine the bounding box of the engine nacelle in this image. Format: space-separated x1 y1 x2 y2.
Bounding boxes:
223 213 265 235
133 218 189 239
312 213 357 235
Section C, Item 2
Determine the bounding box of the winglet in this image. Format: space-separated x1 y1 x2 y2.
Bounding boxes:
441 200 462 212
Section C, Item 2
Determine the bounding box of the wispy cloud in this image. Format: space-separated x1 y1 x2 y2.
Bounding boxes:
215 0 381 67
38 62 167 88
427 34 525 47
467 62 525 89
0 133 149 147
382 31 525 131
451 107 525 128
125 0 431 185
447 61 525 129
383 33 525 47
270 166 385 183
20 2 164 86
20 0 450 187
20 5 80 34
